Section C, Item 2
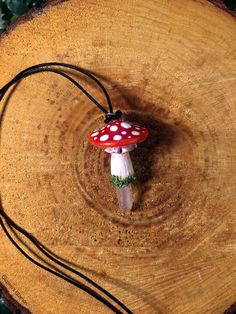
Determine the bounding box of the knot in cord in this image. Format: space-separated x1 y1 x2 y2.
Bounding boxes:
104 110 122 124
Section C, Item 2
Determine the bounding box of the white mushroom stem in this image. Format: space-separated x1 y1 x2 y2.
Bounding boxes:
105 144 137 211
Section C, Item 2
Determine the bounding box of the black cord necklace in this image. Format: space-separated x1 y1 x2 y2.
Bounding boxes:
0 63 132 314
0 62 122 122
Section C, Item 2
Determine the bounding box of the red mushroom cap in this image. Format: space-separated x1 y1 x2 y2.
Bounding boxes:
89 119 149 148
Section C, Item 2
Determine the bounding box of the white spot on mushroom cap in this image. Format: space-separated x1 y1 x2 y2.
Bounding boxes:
113 135 122 141
110 125 118 132
135 127 140 130
128 136 131 138
100 134 109 141
132 131 140 136
94 137 98 140
121 131 127 135
91 131 99 137
121 122 131 129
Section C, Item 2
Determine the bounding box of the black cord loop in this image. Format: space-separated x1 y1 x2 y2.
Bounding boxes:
13 62 113 113
0 63 124 122
0 200 132 314
0 217 123 314
0 63 132 313
0 67 109 114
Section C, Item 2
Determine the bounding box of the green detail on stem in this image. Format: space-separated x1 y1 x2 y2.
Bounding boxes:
111 174 136 188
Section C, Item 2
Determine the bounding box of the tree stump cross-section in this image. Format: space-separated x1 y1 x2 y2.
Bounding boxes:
0 0 236 313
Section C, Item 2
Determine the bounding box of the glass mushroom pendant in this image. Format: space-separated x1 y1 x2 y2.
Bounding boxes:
89 118 149 211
